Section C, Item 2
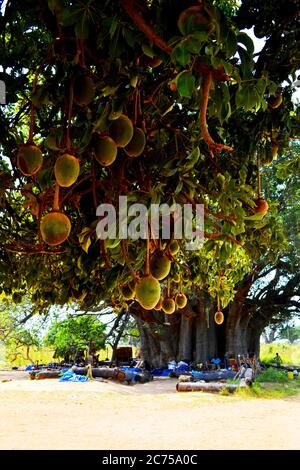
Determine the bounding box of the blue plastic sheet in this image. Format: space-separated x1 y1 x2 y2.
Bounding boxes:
119 367 142 373
59 370 88 382
25 365 34 371
152 369 171 377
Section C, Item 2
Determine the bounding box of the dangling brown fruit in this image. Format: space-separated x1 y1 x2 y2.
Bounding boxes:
254 198 269 214
109 115 134 148
169 82 177 92
17 144 43 176
73 75 95 107
162 297 176 315
175 293 187 309
150 251 171 280
270 93 282 109
135 275 161 310
94 135 118 166
54 153 80 187
169 240 180 255
214 310 224 325
143 56 163 68
154 296 163 311
124 128 146 157
120 283 135 301
40 212 71 246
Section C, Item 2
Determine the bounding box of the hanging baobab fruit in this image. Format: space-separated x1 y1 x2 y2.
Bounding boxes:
17 144 43 176
94 135 118 167
124 128 146 157
109 115 134 148
150 251 171 280
17 67 43 176
135 238 161 310
54 153 80 187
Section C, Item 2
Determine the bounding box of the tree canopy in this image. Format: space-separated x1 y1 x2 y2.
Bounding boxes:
44 315 106 360
0 0 299 324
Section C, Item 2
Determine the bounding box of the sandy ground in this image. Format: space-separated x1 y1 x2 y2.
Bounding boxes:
0 370 300 450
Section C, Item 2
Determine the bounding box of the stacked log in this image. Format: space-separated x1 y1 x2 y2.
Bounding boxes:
177 381 245 393
71 366 117 379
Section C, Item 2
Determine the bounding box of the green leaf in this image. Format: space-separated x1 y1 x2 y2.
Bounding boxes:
237 32 254 56
256 78 267 95
211 56 222 68
82 236 91 254
184 147 200 170
225 29 237 57
175 180 183 194
244 212 266 221
58 7 80 27
176 71 195 98
75 17 90 40
184 34 207 54
235 83 260 112
171 43 191 67
142 43 155 58
237 46 254 80
109 17 118 39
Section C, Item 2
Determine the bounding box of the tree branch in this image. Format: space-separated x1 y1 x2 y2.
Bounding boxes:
121 0 172 55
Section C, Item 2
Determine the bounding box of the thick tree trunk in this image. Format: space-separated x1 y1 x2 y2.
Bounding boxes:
132 285 266 368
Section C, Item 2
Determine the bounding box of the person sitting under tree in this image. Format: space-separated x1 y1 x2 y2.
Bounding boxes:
273 352 283 366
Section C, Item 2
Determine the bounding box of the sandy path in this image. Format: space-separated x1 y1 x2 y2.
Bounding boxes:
0 371 299 450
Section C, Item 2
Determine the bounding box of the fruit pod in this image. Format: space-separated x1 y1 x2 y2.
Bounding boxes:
150 251 171 280
175 293 187 309
254 198 269 214
214 310 224 325
109 115 134 148
94 135 118 167
17 143 43 176
40 211 71 246
54 153 80 187
162 297 176 314
135 275 161 310
73 75 96 107
124 128 146 157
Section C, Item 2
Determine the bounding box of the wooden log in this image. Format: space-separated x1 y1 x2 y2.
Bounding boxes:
71 366 116 379
263 363 300 372
191 370 237 382
35 370 61 380
176 381 244 393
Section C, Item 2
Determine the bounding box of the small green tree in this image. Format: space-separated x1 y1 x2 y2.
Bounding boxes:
44 315 106 362
0 295 41 364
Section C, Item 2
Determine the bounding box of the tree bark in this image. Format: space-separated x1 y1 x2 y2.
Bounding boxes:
132 285 268 368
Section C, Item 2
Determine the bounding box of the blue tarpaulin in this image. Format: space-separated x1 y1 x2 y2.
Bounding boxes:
59 370 88 382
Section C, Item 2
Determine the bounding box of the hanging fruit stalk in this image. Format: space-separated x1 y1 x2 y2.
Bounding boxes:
175 274 187 309
17 66 43 176
55 80 80 187
214 273 224 325
254 154 269 214
162 277 176 314
40 182 71 246
135 231 161 310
